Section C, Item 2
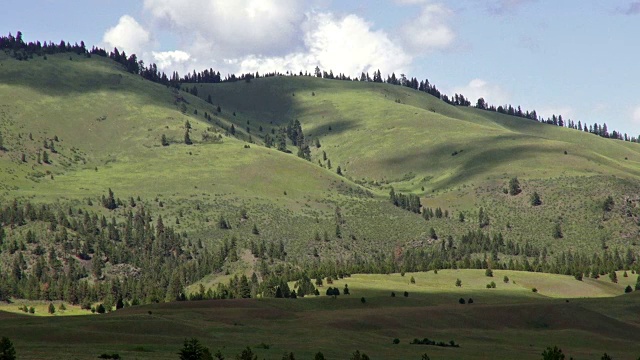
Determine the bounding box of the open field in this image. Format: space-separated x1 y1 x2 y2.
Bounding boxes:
1 270 640 360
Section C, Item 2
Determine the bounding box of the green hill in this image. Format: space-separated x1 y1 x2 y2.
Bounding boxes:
1 50 640 304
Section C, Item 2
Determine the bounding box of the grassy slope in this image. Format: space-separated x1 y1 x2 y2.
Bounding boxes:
1 270 639 359
194 76 640 252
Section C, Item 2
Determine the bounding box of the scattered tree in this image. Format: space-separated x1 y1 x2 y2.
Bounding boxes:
541 346 565 360
509 177 521 195
178 338 213 360
531 191 542 206
0 337 16 360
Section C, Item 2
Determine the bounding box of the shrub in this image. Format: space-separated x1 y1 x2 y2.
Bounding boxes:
404 291 409 297
48 303 55 314
96 304 106 314
360 297 366 304
0 337 16 360
455 278 462 287
532 288 538 293
458 298 466 304
393 338 400 344
468 298 474 304
29 306 35 314
391 292 396 297
485 268 493 277
503 275 509 283
179 338 212 360
410 276 416 284
625 285 633 293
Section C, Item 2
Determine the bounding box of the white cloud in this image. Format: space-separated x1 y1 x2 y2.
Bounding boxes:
102 15 151 55
398 3 455 53
143 0 305 58
152 50 192 69
236 12 412 77
451 79 509 105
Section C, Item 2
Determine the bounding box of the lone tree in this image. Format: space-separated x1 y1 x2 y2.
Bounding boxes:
509 177 521 195
161 134 169 146
0 131 4 150
541 346 565 360
530 191 542 206
552 223 563 239
0 337 16 360
178 338 213 360
602 196 615 212
184 130 193 145
48 303 55 314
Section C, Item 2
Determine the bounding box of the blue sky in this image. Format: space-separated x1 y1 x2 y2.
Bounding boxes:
3 0 640 136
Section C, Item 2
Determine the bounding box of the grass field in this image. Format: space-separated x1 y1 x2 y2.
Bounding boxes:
1 270 639 359
2 50 640 360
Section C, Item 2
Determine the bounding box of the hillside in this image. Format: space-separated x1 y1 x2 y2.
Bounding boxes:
1 49 640 307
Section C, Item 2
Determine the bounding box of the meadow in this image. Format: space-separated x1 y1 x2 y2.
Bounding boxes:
1 270 639 359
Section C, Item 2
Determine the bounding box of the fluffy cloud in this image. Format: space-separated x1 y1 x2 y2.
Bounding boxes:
399 3 455 53
152 50 192 70
451 79 509 105
237 12 412 77
102 15 151 54
143 0 305 58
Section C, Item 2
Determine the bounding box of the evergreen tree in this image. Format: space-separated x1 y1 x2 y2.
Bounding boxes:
0 337 16 360
185 130 193 145
48 302 55 314
508 177 521 195
541 346 565 360
336 166 342 176
42 150 50 164
0 131 4 150
179 338 213 360
161 134 169 146
530 191 542 206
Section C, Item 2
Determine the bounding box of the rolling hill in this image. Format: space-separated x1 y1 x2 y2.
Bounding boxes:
1 47 640 302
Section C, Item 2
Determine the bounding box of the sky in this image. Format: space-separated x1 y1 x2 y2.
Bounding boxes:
3 0 640 136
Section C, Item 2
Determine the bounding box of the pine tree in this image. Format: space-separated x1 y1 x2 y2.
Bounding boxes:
0 131 4 150
0 337 16 360
184 130 192 145
42 150 50 164
336 166 342 176
530 191 542 206
508 177 521 195
161 134 169 146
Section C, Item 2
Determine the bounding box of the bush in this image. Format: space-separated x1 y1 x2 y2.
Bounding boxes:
410 276 416 284
392 338 400 344
96 304 106 314
48 303 55 314
503 275 509 283
455 278 462 287
360 297 366 304
532 288 538 293
29 306 35 314
404 291 409 297
458 298 466 304
625 285 633 293
0 337 16 360
391 292 395 297
468 298 474 304
485 268 493 277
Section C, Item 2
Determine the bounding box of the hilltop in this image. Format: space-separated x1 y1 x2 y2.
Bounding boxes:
0 44 640 307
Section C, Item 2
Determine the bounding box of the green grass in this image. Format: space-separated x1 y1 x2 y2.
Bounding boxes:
2 52 640 272
2 270 640 359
